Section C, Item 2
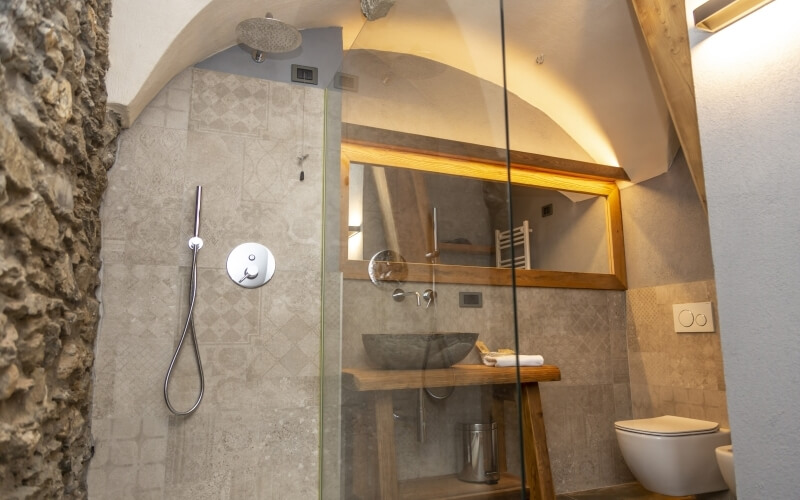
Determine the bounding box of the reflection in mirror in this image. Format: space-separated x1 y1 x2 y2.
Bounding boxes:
351 164 610 274
340 135 628 290
511 186 609 274
367 249 408 287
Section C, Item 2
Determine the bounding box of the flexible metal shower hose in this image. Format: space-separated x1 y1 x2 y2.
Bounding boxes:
163 186 205 415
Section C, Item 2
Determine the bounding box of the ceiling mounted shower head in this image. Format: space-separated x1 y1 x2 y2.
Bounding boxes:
236 13 302 54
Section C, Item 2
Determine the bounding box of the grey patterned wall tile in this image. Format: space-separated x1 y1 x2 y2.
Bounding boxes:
252 376 319 412
626 280 728 425
612 356 630 384
186 131 245 203
186 203 248 270
167 88 191 113
100 239 125 264
242 138 298 203
92 325 118 419
260 268 321 331
100 182 132 243
241 144 323 242
136 70 193 132
89 418 112 465
164 415 217 487
112 335 176 418
89 417 168 498
96 68 325 499
128 126 188 198
258 407 319 499
190 268 260 344
258 202 321 272
190 69 269 136
265 81 304 141
168 67 193 91
163 410 317 498
279 316 320 375
137 106 168 128
165 109 189 131
613 383 632 421
101 264 182 343
123 197 185 267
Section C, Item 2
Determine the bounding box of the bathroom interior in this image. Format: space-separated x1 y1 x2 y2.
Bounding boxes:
1 0 798 499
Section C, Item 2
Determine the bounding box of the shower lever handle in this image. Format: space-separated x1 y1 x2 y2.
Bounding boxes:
238 265 259 283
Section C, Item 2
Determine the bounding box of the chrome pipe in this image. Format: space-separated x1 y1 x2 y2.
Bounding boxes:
193 185 202 238
433 206 438 254
425 206 440 261
417 388 426 443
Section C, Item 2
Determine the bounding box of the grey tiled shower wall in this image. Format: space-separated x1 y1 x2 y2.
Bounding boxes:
90 68 324 499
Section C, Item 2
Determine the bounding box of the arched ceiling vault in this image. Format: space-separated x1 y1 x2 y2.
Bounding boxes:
107 0 680 184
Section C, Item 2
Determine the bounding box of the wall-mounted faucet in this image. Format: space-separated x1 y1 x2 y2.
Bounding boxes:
392 288 437 308
422 289 436 308
392 288 420 306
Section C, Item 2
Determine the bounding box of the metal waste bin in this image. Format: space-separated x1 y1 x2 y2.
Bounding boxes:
457 422 499 484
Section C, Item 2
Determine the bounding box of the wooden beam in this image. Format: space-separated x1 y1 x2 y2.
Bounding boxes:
371 167 401 255
342 143 618 197
630 0 707 211
342 123 630 182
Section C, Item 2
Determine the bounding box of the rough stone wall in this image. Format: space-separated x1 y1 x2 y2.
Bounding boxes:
0 0 118 497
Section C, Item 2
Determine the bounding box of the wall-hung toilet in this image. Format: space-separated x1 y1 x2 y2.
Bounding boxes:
715 444 736 496
615 415 731 496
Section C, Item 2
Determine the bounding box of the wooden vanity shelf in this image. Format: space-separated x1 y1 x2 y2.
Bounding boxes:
399 472 526 500
342 365 561 500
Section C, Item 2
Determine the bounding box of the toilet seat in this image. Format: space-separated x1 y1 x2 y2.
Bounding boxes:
615 415 719 436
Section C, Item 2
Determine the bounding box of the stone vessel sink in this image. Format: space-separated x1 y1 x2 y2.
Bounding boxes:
362 332 479 370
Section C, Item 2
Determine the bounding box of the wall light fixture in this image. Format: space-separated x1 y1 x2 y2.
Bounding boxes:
694 0 775 32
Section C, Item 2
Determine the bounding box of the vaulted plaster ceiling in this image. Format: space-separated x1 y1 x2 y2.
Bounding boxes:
107 0 679 184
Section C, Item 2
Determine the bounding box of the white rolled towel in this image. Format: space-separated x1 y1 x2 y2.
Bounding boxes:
483 354 544 367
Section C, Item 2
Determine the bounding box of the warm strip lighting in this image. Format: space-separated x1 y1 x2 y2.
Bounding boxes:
694 0 776 32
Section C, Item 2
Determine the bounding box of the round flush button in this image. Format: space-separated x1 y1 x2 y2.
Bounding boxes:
695 314 708 327
678 309 694 327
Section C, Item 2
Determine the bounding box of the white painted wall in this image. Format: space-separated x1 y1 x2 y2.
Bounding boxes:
687 1 800 497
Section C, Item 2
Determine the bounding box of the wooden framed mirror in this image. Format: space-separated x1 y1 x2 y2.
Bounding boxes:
339 125 628 290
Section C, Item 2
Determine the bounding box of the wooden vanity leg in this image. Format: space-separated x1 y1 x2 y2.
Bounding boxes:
521 382 556 500
487 386 508 473
374 391 399 500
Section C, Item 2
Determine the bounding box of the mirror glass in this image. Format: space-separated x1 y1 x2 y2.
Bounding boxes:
348 163 610 275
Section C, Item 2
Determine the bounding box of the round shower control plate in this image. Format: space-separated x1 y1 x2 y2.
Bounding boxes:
226 242 275 288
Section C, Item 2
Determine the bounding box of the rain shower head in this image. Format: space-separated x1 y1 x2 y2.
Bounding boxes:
236 13 302 54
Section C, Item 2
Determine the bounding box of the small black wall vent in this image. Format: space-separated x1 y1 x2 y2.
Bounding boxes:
291 64 318 85
459 291 483 308
334 72 359 92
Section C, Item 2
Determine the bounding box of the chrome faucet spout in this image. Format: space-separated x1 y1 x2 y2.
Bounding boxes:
392 288 421 306
422 289 436 308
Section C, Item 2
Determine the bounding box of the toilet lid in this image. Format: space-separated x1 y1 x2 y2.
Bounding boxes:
615 415 719 436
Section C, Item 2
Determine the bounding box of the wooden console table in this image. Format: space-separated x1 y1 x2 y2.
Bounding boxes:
342 364 561 500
